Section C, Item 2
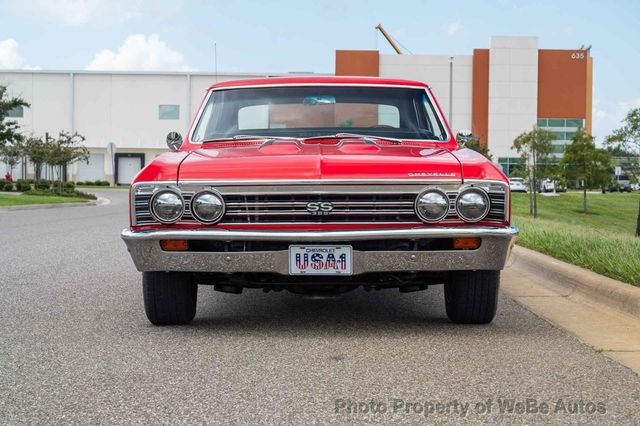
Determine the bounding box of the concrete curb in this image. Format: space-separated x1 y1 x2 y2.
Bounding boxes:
511 245 640 320
0 196 110 211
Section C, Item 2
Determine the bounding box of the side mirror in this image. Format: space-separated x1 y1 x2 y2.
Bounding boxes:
166 131 183 151
456 129 473 147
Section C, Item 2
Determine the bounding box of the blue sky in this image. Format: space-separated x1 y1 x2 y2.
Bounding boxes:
1 0 639 142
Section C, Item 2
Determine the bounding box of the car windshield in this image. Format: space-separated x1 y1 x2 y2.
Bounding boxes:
191 86 448 142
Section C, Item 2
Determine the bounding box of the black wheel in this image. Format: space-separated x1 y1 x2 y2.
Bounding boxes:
444 270 499 324
142 272 197 325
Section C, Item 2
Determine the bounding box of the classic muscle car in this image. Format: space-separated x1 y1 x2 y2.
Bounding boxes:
121 76 518 326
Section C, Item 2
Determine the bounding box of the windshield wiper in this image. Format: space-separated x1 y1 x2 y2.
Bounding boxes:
302 133 403 144
201 135 299 144
201 133 404 146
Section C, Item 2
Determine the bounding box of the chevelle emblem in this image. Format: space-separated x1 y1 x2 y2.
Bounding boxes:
306 201 334 215
408 172 457 177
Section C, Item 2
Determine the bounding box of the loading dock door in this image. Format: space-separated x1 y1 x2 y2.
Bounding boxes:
76 154 105 181
116 154 144 185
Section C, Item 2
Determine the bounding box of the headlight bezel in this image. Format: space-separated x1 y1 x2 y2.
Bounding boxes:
190 190 226 224
149 189 185 224
414 188 450 223
455 187 490 223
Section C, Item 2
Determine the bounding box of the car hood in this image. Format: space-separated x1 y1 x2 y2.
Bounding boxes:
177 142 464 182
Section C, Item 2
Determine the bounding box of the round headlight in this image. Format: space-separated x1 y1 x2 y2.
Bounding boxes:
456 188 490 222
415 189 449 222
150 190 184 224
191 191 225 224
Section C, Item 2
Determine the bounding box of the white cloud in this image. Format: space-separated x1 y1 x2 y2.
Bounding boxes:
445 21 463 36
593 98 608 120
617 97 640 115
32 0 142 26
0 38 39 69
592 97 640 144
0 39 23 69
86 34 194 71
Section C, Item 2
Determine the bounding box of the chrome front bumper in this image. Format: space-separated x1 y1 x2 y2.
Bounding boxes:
121 226 518 274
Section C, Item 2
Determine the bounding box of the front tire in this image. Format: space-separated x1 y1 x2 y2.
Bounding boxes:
445 270 499 324
143 272 197 325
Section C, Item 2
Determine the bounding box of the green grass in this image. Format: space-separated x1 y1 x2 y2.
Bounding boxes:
0 193 88 206
512 192 640 286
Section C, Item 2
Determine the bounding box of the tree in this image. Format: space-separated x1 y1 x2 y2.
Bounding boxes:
0 139 23 177
458 134 493 160
22 136 49 182
512 127 554 217
0 85 29 148
606 145 636 158
636 200 640 238
47 131 89 191
606 107 640 180
561 129 612 214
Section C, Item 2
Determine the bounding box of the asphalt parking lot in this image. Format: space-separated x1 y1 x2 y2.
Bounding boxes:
1 189 639 424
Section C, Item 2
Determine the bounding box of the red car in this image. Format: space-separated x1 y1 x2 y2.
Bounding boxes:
121 76 517 326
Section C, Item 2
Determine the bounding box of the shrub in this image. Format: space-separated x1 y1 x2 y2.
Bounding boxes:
71 190 97 200
23 189 52 196
75 180 109 186
23 188 97 200
35 180 51 190
16 181 32 192
0 180 16 191
64 182 76 192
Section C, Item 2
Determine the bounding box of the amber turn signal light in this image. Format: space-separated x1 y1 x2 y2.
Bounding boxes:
453 237 481 250
160 240 189 251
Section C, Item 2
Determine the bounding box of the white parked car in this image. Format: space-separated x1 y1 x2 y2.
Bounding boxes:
540 178 555 193
509 177 528 193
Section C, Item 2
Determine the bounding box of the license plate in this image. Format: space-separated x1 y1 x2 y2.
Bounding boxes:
289 245 353 275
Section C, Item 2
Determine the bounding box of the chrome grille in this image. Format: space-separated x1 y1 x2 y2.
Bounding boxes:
222 193 418 223
132 182 508 226
134 193 154 224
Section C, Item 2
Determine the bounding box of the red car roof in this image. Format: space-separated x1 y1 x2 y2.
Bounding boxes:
209 76 429 90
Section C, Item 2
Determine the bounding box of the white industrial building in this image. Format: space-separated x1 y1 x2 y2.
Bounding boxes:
0 70 318 184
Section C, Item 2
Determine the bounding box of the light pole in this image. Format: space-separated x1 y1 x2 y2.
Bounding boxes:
449 56 454 130
214 42 218 82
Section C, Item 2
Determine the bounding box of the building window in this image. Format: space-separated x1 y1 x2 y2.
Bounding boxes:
498 157 521 176
546 118 565 127
565 119 584 128
536 118 585 157
7 106 24 118
159 105 180 120
537 118 584 129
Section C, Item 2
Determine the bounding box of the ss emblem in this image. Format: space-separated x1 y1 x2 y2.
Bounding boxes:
306 201 334 215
